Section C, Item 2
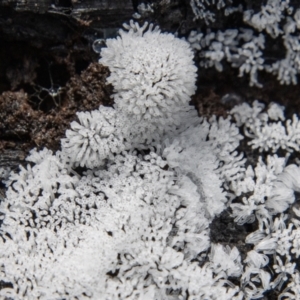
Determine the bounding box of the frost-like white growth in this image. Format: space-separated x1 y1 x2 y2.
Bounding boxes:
0 20 246 296
1 32 245 294
231 100 300 152
4 148 77 208
230 99 266 127
188 0 300 86
3 98 300 299
163 116 244 218
98 20 199 149
266 31 300 85
240 212 300 297
267 102 285 121
265 164 300 213
188 29 265 87
4 17 300 300
61 106 127 168
241 265 271 299
127 103 199 150
133 2 154 19
225 99 300 300
190 0 237 24
229 153 300 233
99 20 197 123
279 270 300 299
230 101 300 217
230 155 289 225
243 0 291 38
229 35 265 88
0 148 242 299
209 244 242 277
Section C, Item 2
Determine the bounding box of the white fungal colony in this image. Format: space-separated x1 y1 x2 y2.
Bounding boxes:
189 0 300 87
1 20 300 300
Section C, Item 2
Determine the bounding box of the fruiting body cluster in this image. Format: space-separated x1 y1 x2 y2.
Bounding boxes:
2 20 300 300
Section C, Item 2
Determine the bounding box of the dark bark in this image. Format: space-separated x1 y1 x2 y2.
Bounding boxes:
0 0 135 43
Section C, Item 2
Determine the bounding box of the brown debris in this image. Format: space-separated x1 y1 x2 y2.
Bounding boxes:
66 62 113 111
0 90 39 150
192 89 228 118
0 63 112 156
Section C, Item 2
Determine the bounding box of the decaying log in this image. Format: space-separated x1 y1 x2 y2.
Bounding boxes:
0 0 135 44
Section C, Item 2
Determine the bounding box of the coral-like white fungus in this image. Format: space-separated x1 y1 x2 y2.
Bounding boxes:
61 106 128 168
3 19 300 300
188 0 300 87
99 20 197 124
